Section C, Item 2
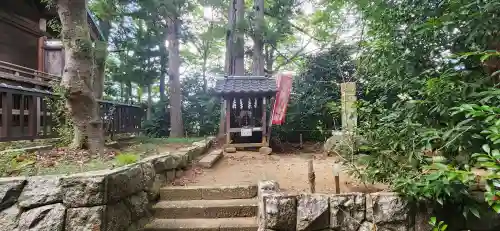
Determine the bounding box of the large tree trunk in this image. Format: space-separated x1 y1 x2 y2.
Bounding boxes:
93 20 110 99
233 0 245 75
225 0 236 75
57 0 103 154
159 41 167 101
252 0 265 76
167 14 184 137
147 84 152 120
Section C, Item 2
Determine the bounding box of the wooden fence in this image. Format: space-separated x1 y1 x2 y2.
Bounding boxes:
0 83 143 142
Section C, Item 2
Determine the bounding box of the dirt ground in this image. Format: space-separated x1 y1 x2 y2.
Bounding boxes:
177 150 388 194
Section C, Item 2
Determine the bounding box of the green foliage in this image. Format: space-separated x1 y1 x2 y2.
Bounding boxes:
457 94 500 213
274 44 356 142
429 217 448 231
0 151 35 177
46 84 74 146
114 152 139 166
181 74 220 137
347 0 500 219
142 100 170 137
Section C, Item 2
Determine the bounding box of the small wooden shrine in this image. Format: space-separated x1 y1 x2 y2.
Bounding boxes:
215 76 277 149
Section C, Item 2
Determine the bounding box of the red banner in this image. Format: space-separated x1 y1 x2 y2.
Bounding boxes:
271 72 293 125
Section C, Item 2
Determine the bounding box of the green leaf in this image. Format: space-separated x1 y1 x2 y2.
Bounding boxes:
470 207 480 218
482 144 491 154
493 204 500 213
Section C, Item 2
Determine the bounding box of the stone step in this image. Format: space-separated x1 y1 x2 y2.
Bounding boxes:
153 198 257 219
143 217 258 231
198 149 223 168
160 185 257 201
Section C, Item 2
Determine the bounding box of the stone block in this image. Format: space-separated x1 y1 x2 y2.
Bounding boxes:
175 169 184 178
330 193 366 231
61 171 108 207
358 221 375 231
66 206 105 231
366 192 408 223
258 180 280 229
259 147 273 155
105 201 132 231
166 170 176 183
296 194 330 231
106 164 145 202
19 176 62 208
366 192 409 231
264 193 297 231
171 152 188 169
146 174 166 202
124 191 150 221
18 203 66 231
141 162 156 193
0 177 26 210
0 204 21 230
143 154 176 173
225 147 237 153
198 149 223 168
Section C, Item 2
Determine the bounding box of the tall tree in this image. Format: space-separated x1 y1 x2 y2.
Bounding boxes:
55 0 103 153
167 2 184 137
251 0 265 76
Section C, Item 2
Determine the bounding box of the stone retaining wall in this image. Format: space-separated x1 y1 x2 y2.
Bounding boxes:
0 137 215 231
257 181 500 231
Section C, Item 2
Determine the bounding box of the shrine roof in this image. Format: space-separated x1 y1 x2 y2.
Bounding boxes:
214 76 277 96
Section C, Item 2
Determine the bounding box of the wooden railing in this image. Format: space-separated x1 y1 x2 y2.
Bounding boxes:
0 83 143 142
0 60 60 88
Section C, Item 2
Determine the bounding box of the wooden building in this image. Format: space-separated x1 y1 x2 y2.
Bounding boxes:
215 76 277 150
0 0 103 88
0 0 105 141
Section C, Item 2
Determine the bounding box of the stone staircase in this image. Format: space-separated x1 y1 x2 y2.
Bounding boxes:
143 185 259 231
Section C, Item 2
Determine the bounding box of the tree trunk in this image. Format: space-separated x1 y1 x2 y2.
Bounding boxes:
252 0 265 76
93 19 110 99
57 0 103 154
233 0 245 75
225 0 236 75
126 81 132 104
147 84 152 120
159 42 167 101
202 47 208 92
264 44 275 74
167 14 184 137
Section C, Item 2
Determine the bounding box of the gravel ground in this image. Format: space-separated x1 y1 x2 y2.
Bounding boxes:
176 151 388 194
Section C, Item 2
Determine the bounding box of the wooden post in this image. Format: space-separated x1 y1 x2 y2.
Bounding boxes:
299 133 303 148
266 96 275 144
333 163 341 194
37 19 47 136
308 159 316 193
1 92 12 138
225 98 231 145
261 97 267 145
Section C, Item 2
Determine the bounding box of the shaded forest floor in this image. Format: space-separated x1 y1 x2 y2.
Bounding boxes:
0 137 202 177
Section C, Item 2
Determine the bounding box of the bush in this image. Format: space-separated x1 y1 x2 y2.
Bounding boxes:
114 152 139 166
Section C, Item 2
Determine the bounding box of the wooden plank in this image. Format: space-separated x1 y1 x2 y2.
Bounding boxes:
228 127 262 132
28 95 37 138
19 95 25 132
226 143 265 148
1 92 13 138
0 71 51 87
41 98 48 136
0 108 52 116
